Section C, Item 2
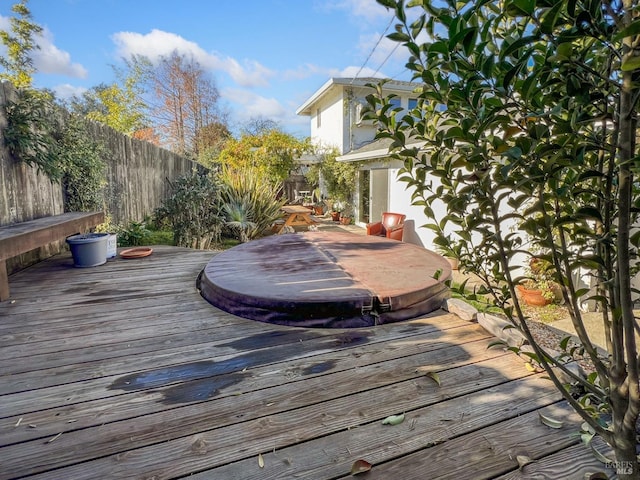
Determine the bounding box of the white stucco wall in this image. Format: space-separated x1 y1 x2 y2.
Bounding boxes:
387 167 440 250
310 88 348 153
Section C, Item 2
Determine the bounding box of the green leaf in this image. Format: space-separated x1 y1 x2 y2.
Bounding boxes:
501 36 536 59
503 146 523 160
462 27 477 56
382 413 406 425
574 206 603 222
556 42 572 59
584 435 613 464
621 55 640 72
613 19 640 41
387 32 411 43
540 1 563 35
487 339 508 349
539 412 564 429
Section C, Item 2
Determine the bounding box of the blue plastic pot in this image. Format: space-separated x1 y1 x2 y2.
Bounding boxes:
66 233 108 267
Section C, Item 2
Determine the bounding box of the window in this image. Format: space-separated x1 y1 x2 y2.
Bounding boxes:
316 108 321 128
408 98 418 110
355 102 373 125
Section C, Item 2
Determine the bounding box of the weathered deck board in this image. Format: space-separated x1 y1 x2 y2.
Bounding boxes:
0 245 615 479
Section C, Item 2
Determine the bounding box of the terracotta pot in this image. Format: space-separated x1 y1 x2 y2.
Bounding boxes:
331 211 341 222
340 216 351 225
516 284 552 307
313 206 324 215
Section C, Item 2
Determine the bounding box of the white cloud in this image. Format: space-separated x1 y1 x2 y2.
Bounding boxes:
112 29 275 88
51 83 87 100
333 65 386 79
223 87 286 123
0 18 87 79
32 28 88 78
318 0 390 24
282 63 330 81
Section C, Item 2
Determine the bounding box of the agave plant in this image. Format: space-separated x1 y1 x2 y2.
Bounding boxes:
219 166 285 240
223 198 255 243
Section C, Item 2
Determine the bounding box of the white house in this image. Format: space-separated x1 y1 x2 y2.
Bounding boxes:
296 77 433 248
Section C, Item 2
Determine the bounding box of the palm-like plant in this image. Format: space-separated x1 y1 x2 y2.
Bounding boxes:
223 198 255 244
219 165 285 241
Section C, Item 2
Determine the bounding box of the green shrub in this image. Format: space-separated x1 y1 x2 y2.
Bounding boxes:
3 89 106 212
3 89 62 179
117 221 150 247
155 171 224 249
58 114 106 212
144 229 174 246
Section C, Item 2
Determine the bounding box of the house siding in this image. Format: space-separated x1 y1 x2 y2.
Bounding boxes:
310 88 347 153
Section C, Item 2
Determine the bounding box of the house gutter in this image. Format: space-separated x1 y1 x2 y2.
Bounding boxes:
336 148 393 162
336 141 426 163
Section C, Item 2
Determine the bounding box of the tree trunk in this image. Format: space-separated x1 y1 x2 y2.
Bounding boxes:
610 12 640 475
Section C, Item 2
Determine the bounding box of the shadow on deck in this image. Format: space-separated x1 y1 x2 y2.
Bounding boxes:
0 245 614 479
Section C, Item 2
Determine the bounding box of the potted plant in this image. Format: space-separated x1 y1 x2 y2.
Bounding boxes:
330 200 344 222
516 257 559 306
339 202 354 225
311 188 324 215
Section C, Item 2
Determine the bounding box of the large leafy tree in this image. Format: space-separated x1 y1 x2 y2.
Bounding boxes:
216 129 309 184
0 0 42 88
368 0 640 476
67 60 148 136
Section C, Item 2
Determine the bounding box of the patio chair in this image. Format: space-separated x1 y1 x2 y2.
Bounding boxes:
366 212 406 241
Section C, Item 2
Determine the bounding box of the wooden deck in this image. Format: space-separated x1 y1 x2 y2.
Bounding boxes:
0 246 614 479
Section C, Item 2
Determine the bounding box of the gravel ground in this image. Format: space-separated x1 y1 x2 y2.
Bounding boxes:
521 307 599 374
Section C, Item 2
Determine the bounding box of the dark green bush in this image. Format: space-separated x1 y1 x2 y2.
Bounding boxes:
155 171 224 249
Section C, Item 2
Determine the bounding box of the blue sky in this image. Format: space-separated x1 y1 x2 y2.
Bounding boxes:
0 0 413 137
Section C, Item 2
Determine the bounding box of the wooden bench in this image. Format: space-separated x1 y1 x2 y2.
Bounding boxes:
0 211 105 301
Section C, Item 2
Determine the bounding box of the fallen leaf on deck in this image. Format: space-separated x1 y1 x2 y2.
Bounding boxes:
350 459 372 475
516 455 534 469
487 340 507 349
581 422 595 434
584 436 613 464
426 371 441 385
258 453 264 468
538 412 564 429
415 369 441 386
584 472 610 479
382 413 405 426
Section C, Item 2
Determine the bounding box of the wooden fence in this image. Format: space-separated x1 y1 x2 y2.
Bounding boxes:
0 81 200 274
